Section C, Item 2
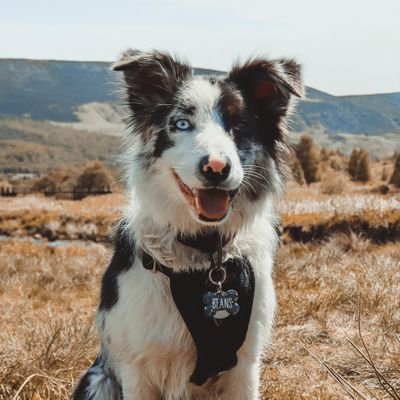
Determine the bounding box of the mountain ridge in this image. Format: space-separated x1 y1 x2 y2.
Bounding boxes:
0 58 399 173
1 58 399 135
3 57 399 96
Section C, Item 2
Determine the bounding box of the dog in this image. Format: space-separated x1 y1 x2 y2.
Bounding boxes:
73 49 303 400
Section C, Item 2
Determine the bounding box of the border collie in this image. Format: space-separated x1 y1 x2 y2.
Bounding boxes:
73 50 303 400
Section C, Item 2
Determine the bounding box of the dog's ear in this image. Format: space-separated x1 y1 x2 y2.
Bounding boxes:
113 50 192 120
227 58 303 117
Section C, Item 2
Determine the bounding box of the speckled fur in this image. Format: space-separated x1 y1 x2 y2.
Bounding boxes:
73 50 302 400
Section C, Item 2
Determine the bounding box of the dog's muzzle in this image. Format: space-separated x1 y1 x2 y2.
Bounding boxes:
172 170 238 222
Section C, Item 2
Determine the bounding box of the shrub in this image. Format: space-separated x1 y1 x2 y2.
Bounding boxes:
74 161 113 199
289 153 305 185
52 168 79 192
295 134 321 184
348 149 371 182
381 166 389 181
320 148 330 162
31 167 79 196
320 171 347 195
373 184 390 195
31 175 57 195
357 150 371 182
389 152 400 187
330 154 347 171
348 149 359 179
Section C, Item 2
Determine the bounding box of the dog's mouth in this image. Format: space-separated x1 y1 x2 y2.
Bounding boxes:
172 170 238 222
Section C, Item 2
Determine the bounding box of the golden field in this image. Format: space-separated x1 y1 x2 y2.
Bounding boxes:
0 178 399 399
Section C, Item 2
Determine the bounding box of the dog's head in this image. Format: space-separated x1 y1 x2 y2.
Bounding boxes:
114 50 303 231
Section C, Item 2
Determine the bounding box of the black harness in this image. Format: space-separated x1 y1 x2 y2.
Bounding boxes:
141 231 255 386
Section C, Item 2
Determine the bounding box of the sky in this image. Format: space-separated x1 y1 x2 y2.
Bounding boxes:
1 0 399 96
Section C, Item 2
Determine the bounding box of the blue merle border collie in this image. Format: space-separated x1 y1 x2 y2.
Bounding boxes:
73 50 303 400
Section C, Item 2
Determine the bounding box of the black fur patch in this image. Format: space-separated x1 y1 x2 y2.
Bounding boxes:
226 58 302 153
73 368 94 400
99 222 136 310
153 129 174 158
114 50 192 159
73 354 123 399
217 59 303 201
227 58 302 116
217 82 244 133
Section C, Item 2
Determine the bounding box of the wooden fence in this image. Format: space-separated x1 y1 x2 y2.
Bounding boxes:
0 185 112 199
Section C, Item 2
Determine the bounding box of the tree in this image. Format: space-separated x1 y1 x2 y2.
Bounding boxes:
74 161 113 199
357 150 371 182
295 134 321 184
290 153 305 185
389 152 400 187
32 175 57 195
348 149 371 182
348 149 359 180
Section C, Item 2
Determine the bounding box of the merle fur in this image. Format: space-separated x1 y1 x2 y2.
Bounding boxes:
115 50 302 202
72 50 303 399
99 222 136 310
114 50 191 139
73 354 122 399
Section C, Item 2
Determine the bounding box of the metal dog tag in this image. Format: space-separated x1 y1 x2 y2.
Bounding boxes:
204 243 240 319
203 289 240 319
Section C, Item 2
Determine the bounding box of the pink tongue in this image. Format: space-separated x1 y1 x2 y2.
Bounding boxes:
195 189 229 220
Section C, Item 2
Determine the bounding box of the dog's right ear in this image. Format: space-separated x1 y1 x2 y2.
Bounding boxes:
227 58 304 118
113 50 192 121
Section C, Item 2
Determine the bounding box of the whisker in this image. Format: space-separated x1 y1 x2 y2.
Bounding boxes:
245 176 270 191
244 171 269 183
244 171 268 180
241 164 269 172
241 178 257 194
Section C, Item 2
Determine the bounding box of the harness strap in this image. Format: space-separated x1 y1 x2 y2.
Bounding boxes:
141 250 173 277
139 235 255 386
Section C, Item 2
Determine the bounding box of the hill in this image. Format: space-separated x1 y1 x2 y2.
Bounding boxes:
1 58 400 136
0 118 118 174
294 88 400 135
0 59 223 123
0 59 400 135
0 58 399 173
0 59 116 121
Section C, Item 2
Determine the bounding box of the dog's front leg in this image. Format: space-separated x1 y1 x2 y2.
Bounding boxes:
119 366 160 400
218 358 261 400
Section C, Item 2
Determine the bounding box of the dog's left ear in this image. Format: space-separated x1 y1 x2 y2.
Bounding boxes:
227 58 304 116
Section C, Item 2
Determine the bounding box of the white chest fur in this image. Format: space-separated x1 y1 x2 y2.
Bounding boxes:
97 213 278 398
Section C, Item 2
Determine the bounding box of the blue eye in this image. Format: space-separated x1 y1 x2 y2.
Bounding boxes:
175 119 191 131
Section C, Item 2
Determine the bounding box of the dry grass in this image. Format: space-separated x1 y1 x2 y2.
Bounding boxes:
319 171 348 195
0 241 108 399
1 186 400 242
262 236 400 399
1 183 399 399
0 194 124 241
1 236 399 399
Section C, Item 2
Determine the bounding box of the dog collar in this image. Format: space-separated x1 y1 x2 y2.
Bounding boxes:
141 230 233 275
140 239 255 386
176 230 233 254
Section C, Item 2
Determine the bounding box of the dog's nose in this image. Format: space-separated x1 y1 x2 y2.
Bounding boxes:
199 155 231 185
